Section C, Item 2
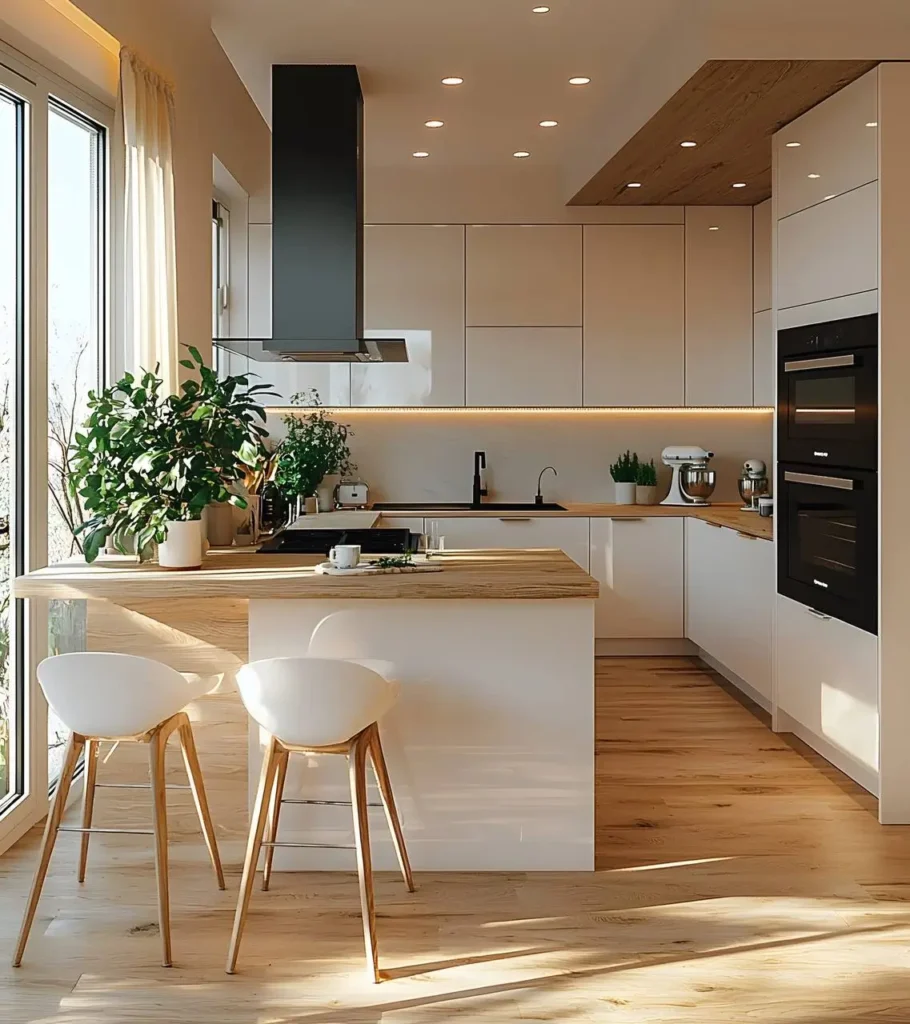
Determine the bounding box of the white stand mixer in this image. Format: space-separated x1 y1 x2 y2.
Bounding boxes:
660 446 716 506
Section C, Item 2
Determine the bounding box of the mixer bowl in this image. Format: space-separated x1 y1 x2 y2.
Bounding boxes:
738 476 769 508
680 467 717 501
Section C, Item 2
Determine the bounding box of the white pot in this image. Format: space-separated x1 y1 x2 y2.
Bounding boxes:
614 481 637 505
316 474 340 513
158 519 203 569
636 485 658 506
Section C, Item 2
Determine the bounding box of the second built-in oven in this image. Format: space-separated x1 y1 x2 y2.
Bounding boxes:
777 313 877 471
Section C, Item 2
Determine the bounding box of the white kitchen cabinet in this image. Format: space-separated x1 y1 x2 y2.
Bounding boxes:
776 68 878 220
360 224 465 406
589 517 684 639
435 516 590 570
753 199 772 314
776 593 879 787
753 309 774 408
465 225 582 328
777 181 878 310
686 518 774 703
583 224 685 406
685 207 754 407
465 328 582 407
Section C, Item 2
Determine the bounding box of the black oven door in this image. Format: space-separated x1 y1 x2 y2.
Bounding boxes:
777 347 877 469
777 464 877 634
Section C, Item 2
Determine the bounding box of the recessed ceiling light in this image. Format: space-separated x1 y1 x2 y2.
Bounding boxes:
680 140 697 148
412 151 430 158
513 151 531 158
569 77 591 86
626 182 642 188
824 194 836 200
539 120 559 128
441 77 464 86
732 182 747 188
532 5 550 12
708 226 720 231
425 120 445 128
808 173 821 179
785 141 801 147
866 121 878 127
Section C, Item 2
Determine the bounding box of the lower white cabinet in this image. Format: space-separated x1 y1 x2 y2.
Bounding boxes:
776 593 879 783
434 517 590 570
589 517 684 639
685 518 774 703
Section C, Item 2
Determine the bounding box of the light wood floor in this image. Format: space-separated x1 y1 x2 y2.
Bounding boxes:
2 657 910 1023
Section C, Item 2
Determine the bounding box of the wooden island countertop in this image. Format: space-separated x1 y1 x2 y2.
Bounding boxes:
13 548 599 602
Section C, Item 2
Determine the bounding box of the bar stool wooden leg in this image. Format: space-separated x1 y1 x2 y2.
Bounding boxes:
225 735 280 974
349 728 381 983
177 716 226 891
262 749 289 892
13 733 84 967
148 724 173 967
368 724 415 893
77 739 99 883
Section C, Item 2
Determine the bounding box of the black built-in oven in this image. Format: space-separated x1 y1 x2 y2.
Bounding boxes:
777 464 877 635
777 313 877 471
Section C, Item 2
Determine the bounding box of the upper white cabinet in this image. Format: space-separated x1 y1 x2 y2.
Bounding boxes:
466 225 582 327
685 208 754 407
583 224 685 407
589 517 684 639
361 224 465 406
753 309 774 408
436 517 590 570
777 181 878 310
465 328 582 407
753 199 772 313
776 69 879 220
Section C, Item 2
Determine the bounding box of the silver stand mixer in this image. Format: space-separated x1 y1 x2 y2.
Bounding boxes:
737 459 769 511
660 446 717 506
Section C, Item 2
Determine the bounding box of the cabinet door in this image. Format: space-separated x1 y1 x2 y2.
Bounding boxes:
436 517 590 570
777 182 878 310
777 594 879 778
753 199 772 313
465 225 582 328
583 225 685 406
753 309 774 408
359 224 465 406
465 328 582 407
685 207 754 407
590 517 684 638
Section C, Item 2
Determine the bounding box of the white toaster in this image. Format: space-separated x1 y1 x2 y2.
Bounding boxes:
334 480 370 508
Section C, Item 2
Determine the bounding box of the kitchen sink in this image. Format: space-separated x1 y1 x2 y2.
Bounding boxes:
372 501 566 512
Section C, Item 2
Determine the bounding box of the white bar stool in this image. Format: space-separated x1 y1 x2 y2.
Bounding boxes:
226 656 415 982
13 653 225 969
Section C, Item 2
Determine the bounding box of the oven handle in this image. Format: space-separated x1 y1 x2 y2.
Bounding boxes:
783 353 855 373
783 470 854 491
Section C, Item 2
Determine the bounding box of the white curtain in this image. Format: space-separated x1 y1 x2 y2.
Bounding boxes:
120 47 178 392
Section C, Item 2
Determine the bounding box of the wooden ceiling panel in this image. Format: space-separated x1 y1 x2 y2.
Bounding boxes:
571 59 879 207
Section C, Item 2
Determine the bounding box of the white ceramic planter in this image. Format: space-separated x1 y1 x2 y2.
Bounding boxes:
635 485 658 505
158 519 203 569
614 481 637 505
316 474 340 513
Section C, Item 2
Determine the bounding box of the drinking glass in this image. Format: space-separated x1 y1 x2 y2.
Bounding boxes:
425 520 445 559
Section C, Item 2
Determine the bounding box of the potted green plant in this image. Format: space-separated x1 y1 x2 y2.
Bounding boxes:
70 347 273 567
610 450 640 505
635 458 659 505
275 389 354 515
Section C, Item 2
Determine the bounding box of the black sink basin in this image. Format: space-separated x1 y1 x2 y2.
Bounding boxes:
372 501 566 512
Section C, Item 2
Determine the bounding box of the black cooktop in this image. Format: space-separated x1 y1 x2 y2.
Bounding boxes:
257 528 420 555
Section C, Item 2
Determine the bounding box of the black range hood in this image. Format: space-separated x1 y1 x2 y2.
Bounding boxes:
215 65 407 364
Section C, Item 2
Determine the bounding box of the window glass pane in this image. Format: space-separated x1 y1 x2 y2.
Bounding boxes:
47 101 103 779
0 91 23 806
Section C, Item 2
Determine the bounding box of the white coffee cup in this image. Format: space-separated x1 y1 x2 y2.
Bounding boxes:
329 544 361 569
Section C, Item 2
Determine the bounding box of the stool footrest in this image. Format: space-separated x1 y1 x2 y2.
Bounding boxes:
260 841 355 850
280 798 382 808
95 783 192 790
58 826 155 836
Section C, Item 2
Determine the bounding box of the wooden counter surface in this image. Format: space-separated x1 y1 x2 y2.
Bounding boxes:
13 548 599 602
375 502 773 540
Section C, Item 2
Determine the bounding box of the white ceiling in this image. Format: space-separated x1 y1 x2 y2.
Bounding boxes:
209 0 679 169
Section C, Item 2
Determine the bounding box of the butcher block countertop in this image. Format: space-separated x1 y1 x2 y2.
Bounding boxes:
375 503 773 541
13 548 599 602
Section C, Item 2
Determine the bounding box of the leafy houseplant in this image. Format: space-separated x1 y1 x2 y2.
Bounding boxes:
71 347 273 564
275 390 354 512
635 458 659 505
610 450 640 505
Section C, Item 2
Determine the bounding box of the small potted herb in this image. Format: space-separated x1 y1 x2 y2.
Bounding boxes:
636 458 659 505
610 450 640 505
